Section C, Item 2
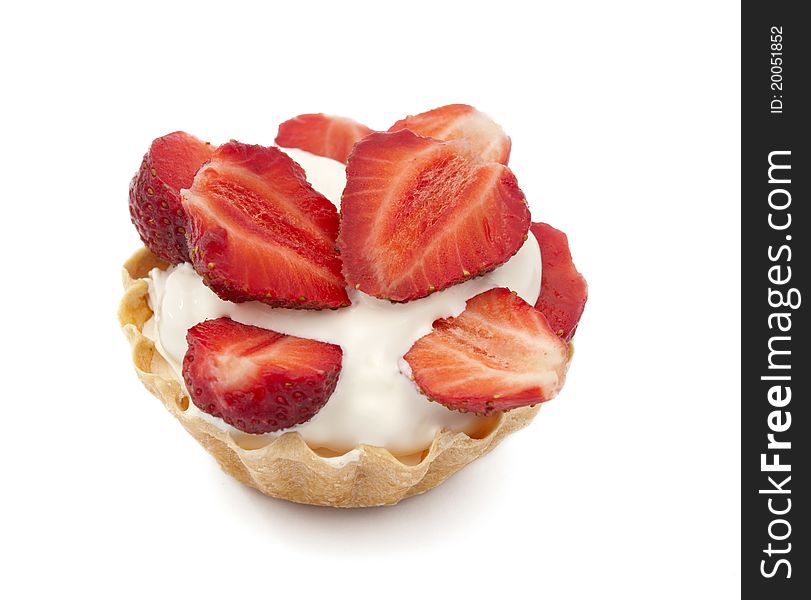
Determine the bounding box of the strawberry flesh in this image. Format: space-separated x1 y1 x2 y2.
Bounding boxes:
129 131 214 263
183 317 342 434
404 288 569 414
389 104 511 164
181 141 350 309
275 113 374 163
530 222 587 340
339 130 529 302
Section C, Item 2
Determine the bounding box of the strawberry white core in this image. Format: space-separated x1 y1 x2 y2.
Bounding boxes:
143 148 541 456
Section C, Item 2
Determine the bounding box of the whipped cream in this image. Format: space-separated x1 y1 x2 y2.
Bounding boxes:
144 148 542 455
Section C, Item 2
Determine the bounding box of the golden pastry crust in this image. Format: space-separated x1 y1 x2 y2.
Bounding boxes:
119 247 541 507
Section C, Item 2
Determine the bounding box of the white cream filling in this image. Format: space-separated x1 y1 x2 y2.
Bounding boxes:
143 148 541 456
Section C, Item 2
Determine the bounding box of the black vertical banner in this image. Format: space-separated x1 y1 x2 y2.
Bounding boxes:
742 3 809 598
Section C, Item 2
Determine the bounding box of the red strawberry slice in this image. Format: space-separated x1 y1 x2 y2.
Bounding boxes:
129 131 214 263
183 317 342 434
275 113 374 164
404 287 569 414
339 130 529 302
388 104 511 164
181 141 350 309
530 222 587 340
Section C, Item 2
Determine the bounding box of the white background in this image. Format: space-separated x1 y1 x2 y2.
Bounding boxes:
1 1 740 598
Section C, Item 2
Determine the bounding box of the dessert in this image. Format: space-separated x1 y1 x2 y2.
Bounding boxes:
120 104 588 507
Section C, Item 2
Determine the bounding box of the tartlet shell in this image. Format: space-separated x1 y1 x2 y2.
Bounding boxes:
119 247 540 507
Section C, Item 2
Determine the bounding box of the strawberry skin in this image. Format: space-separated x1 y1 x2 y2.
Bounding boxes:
389 104 511 164
530 222 587 340
275 113 374 164
181 141 350 309
339 130 530 302
404 288 569 414
129 131 214 264
183 318 342 434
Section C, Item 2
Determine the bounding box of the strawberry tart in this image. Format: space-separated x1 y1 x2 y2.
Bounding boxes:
119 105 587 507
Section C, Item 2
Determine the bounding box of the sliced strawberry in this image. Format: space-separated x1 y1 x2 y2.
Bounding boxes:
181 141 350 309
530 222 587 340
183 318 342 434
404 288 569 414
275 113 374 164
129 131 214 264
339 130 529 302
388 104 511 164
